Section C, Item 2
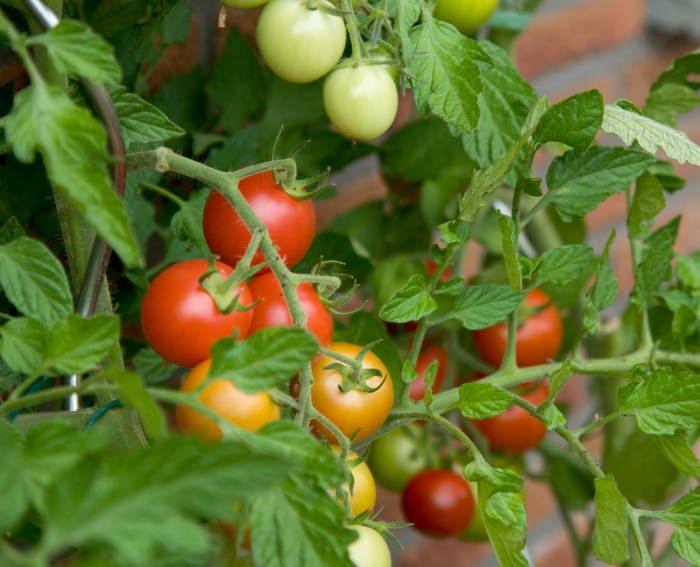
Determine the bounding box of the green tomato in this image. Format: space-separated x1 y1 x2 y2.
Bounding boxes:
220 0 268 8
323 64 398 141
367 425 430 492
433 0 500 35
348 526 391 567
256 0 347 83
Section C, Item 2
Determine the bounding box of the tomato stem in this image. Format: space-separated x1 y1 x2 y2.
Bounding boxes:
340 0 365 60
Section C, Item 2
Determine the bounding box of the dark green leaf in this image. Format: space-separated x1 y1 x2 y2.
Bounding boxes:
170 189 209 253
644 84 700 126
543 442 595 511
209 328 319 393
546 147 656 221
652 488 700 566
110 86 185 147
0 217 26 244
653 432 700 478
408 20 491 133
132 347 178 384
0 237 72 325
584 231 618 333
28 20 121 85
628 172 665 238
634 217 679 304
104 368 166 439
378 275 437 323
459 382 512 419
0 317 47 375
676 252 700 290
205 28 266 132
533 90 604 150
5 86 141 267
537 244 594 286
462 41 537 171
451 284 524 330
593 476 630 564
618 370 700 435
0 419 27 532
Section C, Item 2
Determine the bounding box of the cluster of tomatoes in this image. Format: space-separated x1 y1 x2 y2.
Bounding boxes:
221 0 400 142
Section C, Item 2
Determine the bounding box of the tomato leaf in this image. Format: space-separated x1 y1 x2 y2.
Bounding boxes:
602 103 700 167
548 360 574 400
650 489 700 566
459 382 512 419
460 97 547 222
633 217 679 305
132 347 178 385
209 328 319 393
378 274 437 323
497 212 521 292
5 86 141 267
408 19 492 133
536 244 594 287
546 146 656 222
170 188 209 254
584 231 618 334
0 318 47 375
653 431 700 479
618 369 700 435
0 419 27 532
251 477 356 567
593 476 630 564
204 28 266 132
533 90 604 150
0 237 73 326
27 19 121 85
462 41 538 170
109 86 185 147
485 492 526 529
450 284 524 330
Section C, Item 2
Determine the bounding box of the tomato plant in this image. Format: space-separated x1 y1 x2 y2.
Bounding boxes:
323 64 399 141
176 359 280 441
433 0 500 35
409 343 448 400
366 424 431 492
256 0 347 83
309 342 394 442
401 469 475 537
341 450 377 516
347 526 391 567
473 382 549 455
203 171 316 271
472 289 563 368
248 271 333 346
140 259 253 368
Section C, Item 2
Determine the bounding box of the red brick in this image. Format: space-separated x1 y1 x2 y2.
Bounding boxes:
515 0 646 80
585 193 628 233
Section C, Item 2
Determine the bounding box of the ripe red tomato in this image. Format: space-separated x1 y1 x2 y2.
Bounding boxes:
409 344 448 401
473 382 549 455
472 289 562 368
140 259 253 367
248 272 333 346
310 342 394 442
176 359 280 442
203 170 316 271
401 469 475 537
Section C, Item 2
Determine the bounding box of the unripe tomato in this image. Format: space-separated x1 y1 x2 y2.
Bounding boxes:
472 289 563 368
367 424 430 492
348 526 391 567
203 171 316 271
256 0 347 83
473 382 549 455
433 0 500 36
176 359 280 442
335 448 377 516
401 469 475 537
221 0 267 7
310 342 394 442
248 272 334 346
323 64 399 141
140 259 253 368
409 344 448 401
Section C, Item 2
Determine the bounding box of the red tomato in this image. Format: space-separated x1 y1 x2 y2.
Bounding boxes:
310 342 394 442
176 359 280 442
409 344 448 401
472 289 562 368
202 170 316 270
248 272 333 346
401 469 475 537
140 259 253 367
474 382 549 455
